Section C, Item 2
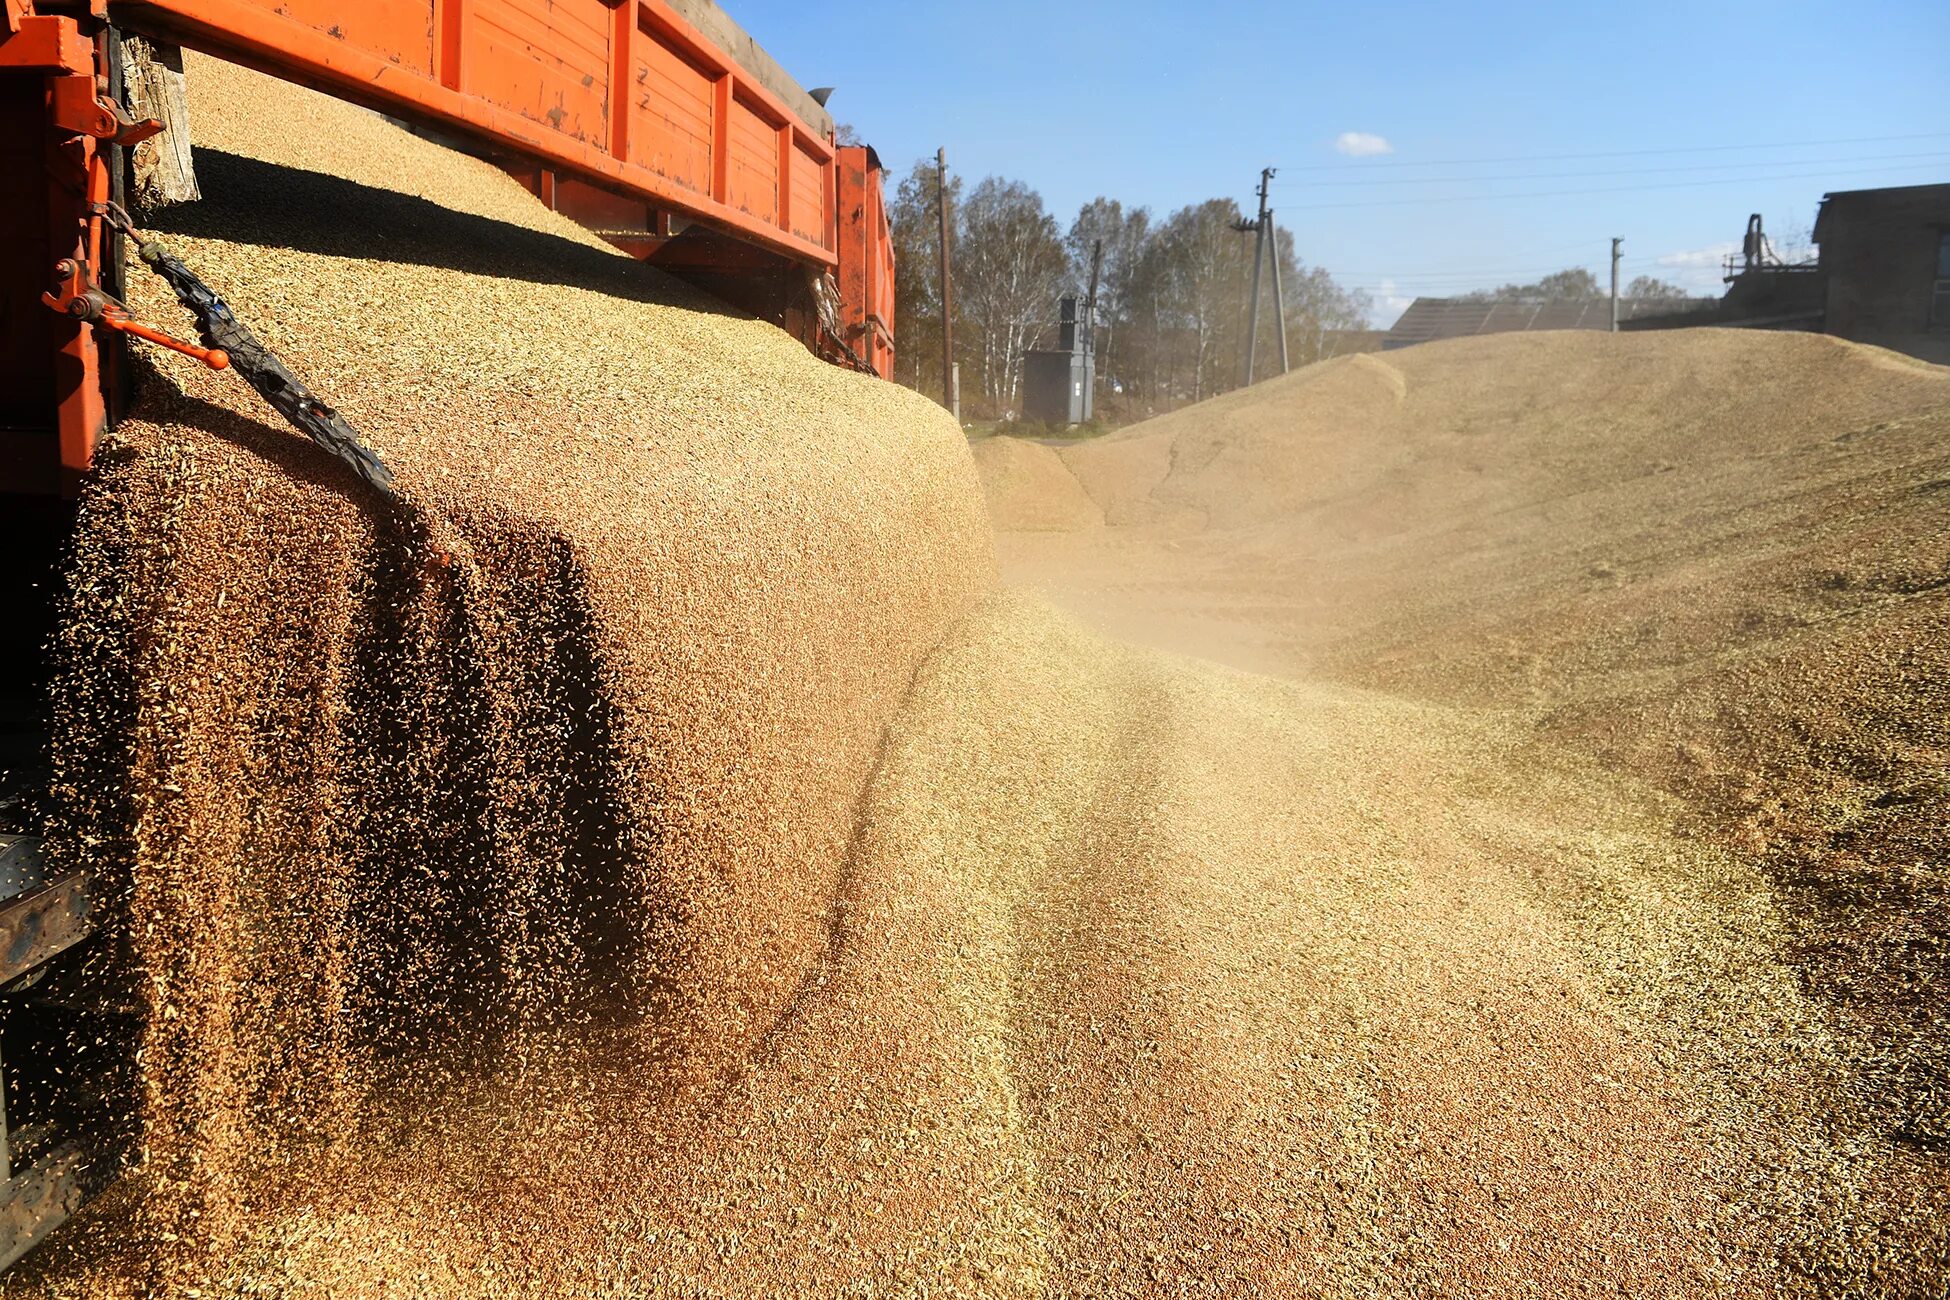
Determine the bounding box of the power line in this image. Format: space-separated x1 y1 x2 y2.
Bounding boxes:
1281 161 1950 212
1329 254 1717 277
1328 254 1762 290
1338 260 1743 279
1333 262 1695 287
1279 131 1950 171
1284 150 1950 189
1352 238 1616 269
1327 265 1578 277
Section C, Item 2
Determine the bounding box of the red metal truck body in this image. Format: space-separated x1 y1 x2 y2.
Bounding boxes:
0 0 897 498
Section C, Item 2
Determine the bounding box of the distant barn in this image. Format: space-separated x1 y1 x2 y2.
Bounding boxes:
1382 298 1712 350
1814 182 1950 366
1384 181 1950 364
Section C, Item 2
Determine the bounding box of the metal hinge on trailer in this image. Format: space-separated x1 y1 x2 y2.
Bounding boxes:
1 9 161 144
2 8 150 128
43 230 231 371
818 324 875 376
812 272 874 376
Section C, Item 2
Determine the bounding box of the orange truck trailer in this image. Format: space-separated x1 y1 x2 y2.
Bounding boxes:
0 0 895 1266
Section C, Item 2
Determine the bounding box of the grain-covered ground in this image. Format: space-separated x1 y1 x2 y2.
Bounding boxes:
9 52 1947 1300
977 335 1950 1293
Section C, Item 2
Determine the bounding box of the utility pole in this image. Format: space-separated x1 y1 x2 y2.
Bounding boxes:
1083 237 1104 423
1243 167 1274 386
1267 212 1289 375
937 147 957 416
1610 236 1622 333
1085 237 1104 348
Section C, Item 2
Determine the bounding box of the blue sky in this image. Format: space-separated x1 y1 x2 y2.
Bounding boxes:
732 0 1949 325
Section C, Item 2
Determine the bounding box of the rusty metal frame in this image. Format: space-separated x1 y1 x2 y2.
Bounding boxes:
0 1146 82 1271
0 871 91 985
112 0 839 267
3 0 886 500
834 145 894 379
2 10 113 497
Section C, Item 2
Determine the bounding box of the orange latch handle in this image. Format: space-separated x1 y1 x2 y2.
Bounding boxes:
98 306 230 370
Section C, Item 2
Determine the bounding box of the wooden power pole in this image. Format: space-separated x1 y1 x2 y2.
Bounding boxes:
1092 236 1107 358
1243 167 1274 386
937 148 957 416
1267 212 1289 375
1610 237 1622 333
1085 238 1104 342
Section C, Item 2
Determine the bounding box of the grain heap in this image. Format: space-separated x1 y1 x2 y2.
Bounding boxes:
978 334 1950 1291
20 52 992 1295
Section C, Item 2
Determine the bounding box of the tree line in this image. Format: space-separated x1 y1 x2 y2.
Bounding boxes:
1456 267 1696 302
885 161 1373 422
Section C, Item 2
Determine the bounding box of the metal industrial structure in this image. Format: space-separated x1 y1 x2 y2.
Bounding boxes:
1812 183 1950 366
0 0 897 1268
1661 193 1950 360
1385 191 1950 362
1023 295 1096 426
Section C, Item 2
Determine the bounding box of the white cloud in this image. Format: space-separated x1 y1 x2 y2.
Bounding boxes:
1373 277 1416 328
1656 242 1737 270
1652 242 1737 296
1334 131 1394 158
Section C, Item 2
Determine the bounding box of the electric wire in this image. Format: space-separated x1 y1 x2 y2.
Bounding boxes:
1287 150 1950 189
1280 162 1950 212
1279 131 1950 172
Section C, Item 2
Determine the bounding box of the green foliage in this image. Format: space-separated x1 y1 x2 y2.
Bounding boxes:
1459 267 1605 301
1625 274 1698 300
886 161 1373 418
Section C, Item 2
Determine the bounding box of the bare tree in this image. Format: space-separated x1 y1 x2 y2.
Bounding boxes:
1459 267 1603 301
1624 274 1697 300
1272 226 1372 365
887 168 1371 420
1149 199 1253 403
886 160 963 396
1067 198 1152 395
955 177 1068 413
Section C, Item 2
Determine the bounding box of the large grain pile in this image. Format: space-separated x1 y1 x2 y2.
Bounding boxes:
978 335 1950 1292
12 51 1948 1300
19 52 995 1295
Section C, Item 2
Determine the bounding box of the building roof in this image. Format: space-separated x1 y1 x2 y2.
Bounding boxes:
1817 180 1950 202
1320 328 1386 357
1813 181 1950 244
1382 297 1714 349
